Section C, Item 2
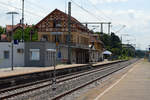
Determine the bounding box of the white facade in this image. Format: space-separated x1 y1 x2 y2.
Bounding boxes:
0 42 24 68
90 51 103 62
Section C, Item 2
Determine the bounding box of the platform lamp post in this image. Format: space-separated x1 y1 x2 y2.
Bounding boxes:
6 12 19 71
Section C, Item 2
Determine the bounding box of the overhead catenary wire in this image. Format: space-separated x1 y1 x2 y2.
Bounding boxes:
87 1 128 33
0 1 43 18
70 0 117 33
70 0 105 21
89 2 113 21
25 0 50 12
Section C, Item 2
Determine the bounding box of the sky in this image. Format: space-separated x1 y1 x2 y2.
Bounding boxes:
0 0 150 50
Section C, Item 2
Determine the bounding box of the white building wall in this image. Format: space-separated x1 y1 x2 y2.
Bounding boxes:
90 50 103 62
0 42 24 68
13 43 24 67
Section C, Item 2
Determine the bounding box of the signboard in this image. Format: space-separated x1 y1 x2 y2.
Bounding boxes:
51 32 63 35
58 51 61 59
14 40 19 45
46 49 56 52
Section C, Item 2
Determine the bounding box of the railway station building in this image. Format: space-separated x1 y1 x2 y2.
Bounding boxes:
35 9 104 65
0 9 104 67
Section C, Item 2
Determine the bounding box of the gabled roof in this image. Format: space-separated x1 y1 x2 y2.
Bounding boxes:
35 9 90 32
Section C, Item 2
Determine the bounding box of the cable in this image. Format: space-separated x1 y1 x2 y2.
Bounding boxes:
87 1 128 34
89 2 113 21
70 0 118 33
70 0 104 21
0 1 21 10
0 1 42 18
26 0 49 12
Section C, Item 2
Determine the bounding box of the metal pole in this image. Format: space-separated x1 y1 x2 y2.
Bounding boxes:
67 2 71 64
121 35 123 58
100 23 103 34
22 0 24 42
108 22 111 35
54 52 56 80
11 14 14 71
7 12 19 70
52 51 56 90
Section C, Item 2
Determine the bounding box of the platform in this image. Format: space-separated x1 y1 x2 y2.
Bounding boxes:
76 59 150 100
0 60 119 78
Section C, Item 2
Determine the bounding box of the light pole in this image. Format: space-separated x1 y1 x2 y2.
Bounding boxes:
67 2 71 64
22 0 25 42
6 12 19 71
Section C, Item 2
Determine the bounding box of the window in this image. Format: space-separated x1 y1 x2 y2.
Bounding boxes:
41 35 48 41
4 51 9 59
52 35 61 43
30 49 40 61
53 19 62 28
17 49 24 53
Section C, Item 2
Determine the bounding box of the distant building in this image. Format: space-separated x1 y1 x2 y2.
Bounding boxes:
6 23 32 41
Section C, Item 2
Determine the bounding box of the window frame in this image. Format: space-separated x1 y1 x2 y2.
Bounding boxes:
29 49 40 61
4 51 9 59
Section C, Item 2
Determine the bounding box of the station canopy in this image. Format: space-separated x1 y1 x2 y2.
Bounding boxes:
102 50 112 55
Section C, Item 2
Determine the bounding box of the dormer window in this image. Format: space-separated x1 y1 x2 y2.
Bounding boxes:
53 19 62 28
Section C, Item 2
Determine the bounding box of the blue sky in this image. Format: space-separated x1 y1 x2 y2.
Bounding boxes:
0 0 150 50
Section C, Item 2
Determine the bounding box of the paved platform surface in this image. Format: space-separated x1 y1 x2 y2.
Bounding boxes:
0 60 118 78
76 59 150 100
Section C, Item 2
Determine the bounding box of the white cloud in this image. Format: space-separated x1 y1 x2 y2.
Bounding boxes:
92 8 150 50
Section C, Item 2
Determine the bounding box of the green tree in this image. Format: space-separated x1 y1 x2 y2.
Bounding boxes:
0 26 5 39
13 28 22 40
110 32 121 49
13 26 38 42
94 32 136 59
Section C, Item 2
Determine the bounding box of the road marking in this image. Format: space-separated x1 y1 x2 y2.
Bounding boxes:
129 67 134 72
94 62 137 100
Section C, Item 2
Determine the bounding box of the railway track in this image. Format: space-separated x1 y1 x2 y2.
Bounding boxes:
0 61 122 94
0 61 120 91
52 59 138 100
0 59 138 100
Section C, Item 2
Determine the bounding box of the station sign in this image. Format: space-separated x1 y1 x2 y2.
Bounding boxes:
58 51 61 59
51 32 63 35
14 40 19 45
